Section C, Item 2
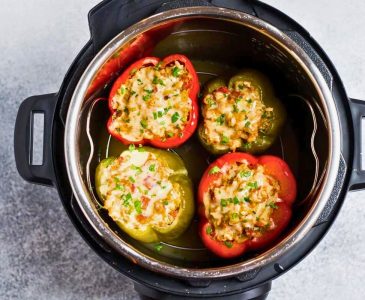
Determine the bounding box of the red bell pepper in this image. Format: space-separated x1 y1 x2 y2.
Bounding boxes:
87 34 155 97
107 54 199 148
198 152 296 259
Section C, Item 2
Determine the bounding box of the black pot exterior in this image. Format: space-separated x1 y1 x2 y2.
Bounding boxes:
14 0 364 299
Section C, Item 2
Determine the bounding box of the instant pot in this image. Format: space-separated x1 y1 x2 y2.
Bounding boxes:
14 0 365 299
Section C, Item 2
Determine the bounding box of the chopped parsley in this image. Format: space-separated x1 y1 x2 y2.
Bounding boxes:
248 181 258 189
137 145 146 152
117 86 125 95
154 62 162 70
243 197 251 203
245 121 251 128
130 68 137 75
246 98 253 104
149 164 156 172
268 202 278 209
115 184 124 191
142 94 151 101
221 135 229 145
157 111 163 118
128 144 136 151
233 196 239 205
128 176 136 183
240 170 252 178
140 119 148 129
206 226 213 235
233 104 239 113
172 66 180 77
231 212 239 219
171 112 180 123
131 165 142 174
134 200 142 214
216 114 225 125
121 193 132 206
224 241 233 248
209 166 221 174
153 112 158 120
163 200 169 206
220 199 228 207
152 76 164 86
206 97 216 107
154 243 163 252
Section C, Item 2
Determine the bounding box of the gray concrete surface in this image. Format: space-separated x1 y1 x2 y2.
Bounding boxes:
0 0 364 299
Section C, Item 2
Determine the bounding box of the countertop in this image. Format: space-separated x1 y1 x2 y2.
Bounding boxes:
1 0 364 299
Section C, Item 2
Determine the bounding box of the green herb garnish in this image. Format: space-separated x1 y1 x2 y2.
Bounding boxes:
172 66 180 77
240 170 252 178
152 76 165 86
216 114 225 125
224 241 233 248
206 226 213 235
171 112 180 123
122 193 132 206
243 197 251 203
155 243 163 252
248 181 258 189
268 202 278 209
209 166 221 174
134 200 142 214
149 164 155 172
221 135 229 145
140 119 148 129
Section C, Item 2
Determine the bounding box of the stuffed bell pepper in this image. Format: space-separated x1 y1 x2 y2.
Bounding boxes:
95 145 194 243
198 152 296 258
198 69 286 154
108 54 199 148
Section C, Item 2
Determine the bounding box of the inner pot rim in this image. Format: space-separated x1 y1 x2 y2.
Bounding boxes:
64 6 341 279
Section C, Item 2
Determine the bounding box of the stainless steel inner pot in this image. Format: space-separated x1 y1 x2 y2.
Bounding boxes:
64 7 341 279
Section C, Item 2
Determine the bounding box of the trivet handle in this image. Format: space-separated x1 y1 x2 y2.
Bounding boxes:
349 98 365 191
14 93 57 187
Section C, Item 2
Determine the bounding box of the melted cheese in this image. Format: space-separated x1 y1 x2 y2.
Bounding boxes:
201 80 273 151
203 160 280 243
98 148 181 230
109 61 192 141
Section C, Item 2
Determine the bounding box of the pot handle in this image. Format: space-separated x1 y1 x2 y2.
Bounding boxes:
14 93 57 187
349 98 365 190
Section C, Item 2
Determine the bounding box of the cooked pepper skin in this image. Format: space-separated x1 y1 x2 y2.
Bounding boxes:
108 54 199 148
95 147 195 243
198 69 286 155
198 152 296 259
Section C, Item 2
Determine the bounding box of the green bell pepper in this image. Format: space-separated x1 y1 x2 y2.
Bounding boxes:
198 69 286 155
95 146 194 243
